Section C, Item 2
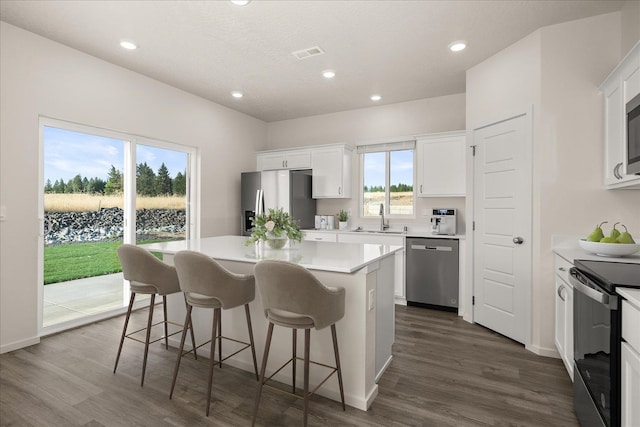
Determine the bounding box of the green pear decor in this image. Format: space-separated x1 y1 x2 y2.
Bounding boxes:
587 221 607 242
617 224 636 244
610 222 621 240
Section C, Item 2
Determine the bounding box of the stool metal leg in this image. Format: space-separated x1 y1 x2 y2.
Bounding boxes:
140 294 156 387
331 324 346 411
183 294 198 360
170 304 193 399
163 295 169 350
206 308 220 416
244 304 259 380
114 292 136 374
217 308 222 368
292 328 297 393
252 322 274 427
303 328 310 427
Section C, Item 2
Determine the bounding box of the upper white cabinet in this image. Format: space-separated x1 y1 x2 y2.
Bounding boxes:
416 131 466 197
257 148 311 171
311 144 353 198
600 41 640 189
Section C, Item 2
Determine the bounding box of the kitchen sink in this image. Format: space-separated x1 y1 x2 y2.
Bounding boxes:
353 229 404 235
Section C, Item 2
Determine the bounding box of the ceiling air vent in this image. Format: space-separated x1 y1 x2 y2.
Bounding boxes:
292 46 325 60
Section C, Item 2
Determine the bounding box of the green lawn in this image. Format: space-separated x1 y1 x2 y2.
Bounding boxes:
44 240 167 285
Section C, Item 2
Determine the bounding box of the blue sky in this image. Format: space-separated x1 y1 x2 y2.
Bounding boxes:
364 150 414 187
44 127 187 183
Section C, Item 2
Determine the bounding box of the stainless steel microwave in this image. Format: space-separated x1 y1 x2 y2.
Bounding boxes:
627 92 640 175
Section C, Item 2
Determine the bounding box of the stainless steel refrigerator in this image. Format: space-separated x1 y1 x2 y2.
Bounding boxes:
241 170 316 236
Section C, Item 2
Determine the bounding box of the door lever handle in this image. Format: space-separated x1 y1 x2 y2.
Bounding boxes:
513 236 524 244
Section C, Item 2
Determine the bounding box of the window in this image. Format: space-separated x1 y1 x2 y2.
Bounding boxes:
359 141 415 217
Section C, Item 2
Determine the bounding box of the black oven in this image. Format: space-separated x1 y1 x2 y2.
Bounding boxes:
570 260 640 427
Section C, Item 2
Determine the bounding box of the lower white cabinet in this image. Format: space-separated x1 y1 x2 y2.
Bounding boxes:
621 296 640 427
337 233 405 301
302 231 337 242
621 342 640 427
554 254 574 380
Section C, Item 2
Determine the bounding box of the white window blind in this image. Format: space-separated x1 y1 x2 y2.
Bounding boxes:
356 140 415 154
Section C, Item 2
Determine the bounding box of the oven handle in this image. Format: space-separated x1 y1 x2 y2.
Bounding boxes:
569 271 611 305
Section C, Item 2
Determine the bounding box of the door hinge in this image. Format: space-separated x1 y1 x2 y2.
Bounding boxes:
472 296 475 305
471 145 477 156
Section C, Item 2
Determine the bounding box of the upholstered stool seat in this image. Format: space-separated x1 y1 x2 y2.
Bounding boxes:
114 244 197 387
170 250 259 417
252 260 346 427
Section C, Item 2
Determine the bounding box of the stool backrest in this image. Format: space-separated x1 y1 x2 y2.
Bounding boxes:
254 260 345 330
174 250 255 309
117 244 180 295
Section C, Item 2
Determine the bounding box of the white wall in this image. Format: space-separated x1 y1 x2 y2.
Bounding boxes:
622 0 640 55
266 94 467 229
467 11 640 355
0 22 267 353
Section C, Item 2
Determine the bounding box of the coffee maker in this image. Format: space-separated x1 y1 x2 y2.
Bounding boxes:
430 208 457 235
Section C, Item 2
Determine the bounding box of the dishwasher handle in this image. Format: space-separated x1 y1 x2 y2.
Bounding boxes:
411 244 453 252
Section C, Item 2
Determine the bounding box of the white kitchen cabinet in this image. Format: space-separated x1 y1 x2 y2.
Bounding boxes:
621 295 640 427
600 41 640 189
554 254 574 380
257 149 311 171
416 131 466 197
302 231 337 242
311 145 353 198
337 232 405 301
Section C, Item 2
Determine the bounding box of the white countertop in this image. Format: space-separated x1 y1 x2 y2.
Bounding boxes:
552 235 640 265
618 288 640 310
141 235 403 274
304 228 465 240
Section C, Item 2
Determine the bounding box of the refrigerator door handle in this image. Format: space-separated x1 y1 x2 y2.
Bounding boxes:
255 189 263 216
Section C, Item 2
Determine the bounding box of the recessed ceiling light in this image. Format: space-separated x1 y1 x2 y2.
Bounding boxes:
231 91 243 98
119 40 137 50
370 94 382 101
322 70 336 79
448 41 467 52
230 0 251 5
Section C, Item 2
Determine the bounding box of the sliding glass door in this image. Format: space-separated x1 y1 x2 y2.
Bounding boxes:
39 118 197 334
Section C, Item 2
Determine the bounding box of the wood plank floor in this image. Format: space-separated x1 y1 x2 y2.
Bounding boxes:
0 305 578 426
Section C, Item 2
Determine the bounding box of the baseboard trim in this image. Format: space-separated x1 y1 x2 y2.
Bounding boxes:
0 336 40 354
526 343 560 358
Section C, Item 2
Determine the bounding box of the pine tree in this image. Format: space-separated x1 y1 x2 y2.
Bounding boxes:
105 165 123 195
173 171 187 196
44 179 53 193
136 162 157 196
155 163 172 195
70 174 84 193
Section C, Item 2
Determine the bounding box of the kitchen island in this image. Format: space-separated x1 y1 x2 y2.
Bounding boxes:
142 235 402 411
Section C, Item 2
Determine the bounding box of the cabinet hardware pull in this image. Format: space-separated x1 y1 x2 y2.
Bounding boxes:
559 267 566 272
420 184 423 193
338 186 341 195
557 284 565 302
614 162 623 180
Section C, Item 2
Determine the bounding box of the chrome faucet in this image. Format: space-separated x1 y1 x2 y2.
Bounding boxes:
379 203 389 231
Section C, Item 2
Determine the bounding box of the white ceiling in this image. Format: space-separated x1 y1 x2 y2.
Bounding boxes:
0 0 624 122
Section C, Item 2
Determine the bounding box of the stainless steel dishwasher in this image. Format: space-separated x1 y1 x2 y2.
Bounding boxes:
405 237 459 311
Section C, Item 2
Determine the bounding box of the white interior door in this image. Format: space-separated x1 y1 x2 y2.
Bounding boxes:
472 113 532 345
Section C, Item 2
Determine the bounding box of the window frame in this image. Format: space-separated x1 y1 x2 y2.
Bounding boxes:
358 140 416 219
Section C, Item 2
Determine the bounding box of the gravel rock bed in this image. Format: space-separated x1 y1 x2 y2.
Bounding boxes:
45 207 186 245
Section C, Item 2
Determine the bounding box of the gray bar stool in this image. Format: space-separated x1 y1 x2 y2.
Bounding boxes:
252 260 346 427
114 244 197 387
170 250 259 417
